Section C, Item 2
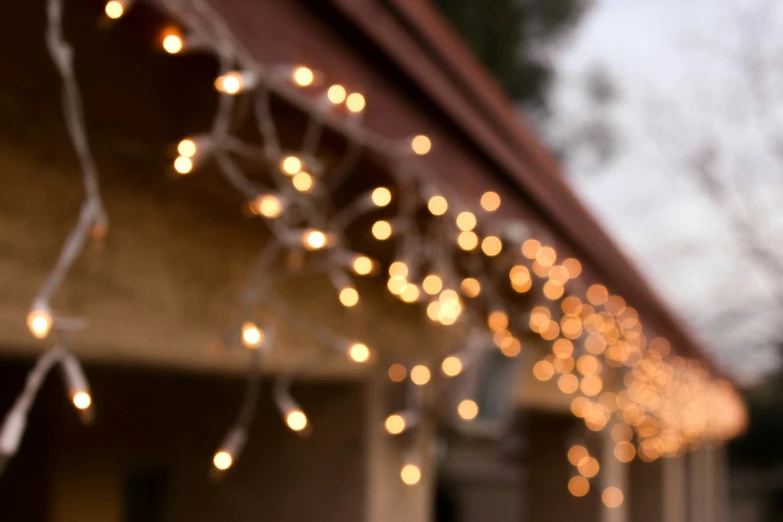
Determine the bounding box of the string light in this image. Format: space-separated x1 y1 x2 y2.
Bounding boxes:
339 287 359 307
213 451 233 471
410 365 431 386
215 71 255 95
388 364 407 382
372 220 392 240
371 187 392 207
104 0 127 19
457 231 478 251
568 476 590 497
292 66 314 87
411 135 431 155
577 456 600 478
173 156 193 175
303 229 328 250
602 487 624 508
346 93 366 113
480 191 501 212
286 410 308 432
280 155 302 175
400 284 420 303
567 445 589 466
460 277 481 297
422 274 443 295
351 256 373 275
241 322 264 349
27 302 52 339
481 236 502 256
456 211 476 231
441 356 463 377
327 84 346 104
251 194 283 218
388 261 409 278
427 195 448 215
457 399 479 420
385 414 407 435
401 463 422 486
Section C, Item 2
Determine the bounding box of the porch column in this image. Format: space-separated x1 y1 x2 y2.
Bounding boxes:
689 444 727 522
600 429 628 522
663 455 688 522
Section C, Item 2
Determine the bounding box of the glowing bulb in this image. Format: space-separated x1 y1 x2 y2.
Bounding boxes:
348 342 370 363
241 322 264 349
401 464 421 485
441 356 463 377
457 231 478 250
460 277 481 297
456 211 476 231
481 236 502 256
427 195 448 215
177 139 197 157
533 360 554 381
568 476 590 497
410 365 431 386
292 172 314 192
411 135 431 155
286 410 308 431
371 187 392 207
563 258 582 278
385 414 406 435
389 261 409 278
352 256 373 275
327 84 347 104
174 156 193 175
372 220 392 240
521 239 541 259
389 364 407 382
422 274 443 295
400 284 420 303
480 191 501 211
346 93 366 112
162 31 183 54
558 374 579 394
339 287 359 307
487 310 508 332
252 194 282 218
73 392 91 410
27 307 52 339
568 445 589 466
105 0 125 19
213 451 233 470
281 155 302 175
304 229 327 250
215 72 243 94
458 399 479 420
602 487 624 508
292 66 314 87
578 456 600 478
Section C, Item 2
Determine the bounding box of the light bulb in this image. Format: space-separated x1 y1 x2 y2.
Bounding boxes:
458 399 479 420
385 414 406 435
480 191 501 212
352 256 373 275
280 155 302 175
388 261 409 278
457 231 478 251
400 284 420 303
174 156 193 175
371 187 392 207
568 476 590 497
241 322 264 349
388 364 407 382
215 72 244 95
372 220 392 240
327 84 346 104
292 66 314 87
441 356 462 377
105 0 125 19
427 195 448 215
177 138 197 158
346 93 366 113
292 172 314 192
456 211 476 231
73 392 92 410
339 287 359 307
348 342 370 363
460 278 481 297
27 305 52 339
286 410 308 432
567 445 589 466
411 135 431 155
162 30 183 54
481 236 502 256
213 451 233 470
401 463 421 485
410 365 430 386
252 194 282 218
422 274 443 295
602 487 624 508
487 310 508 331
304 229 327 250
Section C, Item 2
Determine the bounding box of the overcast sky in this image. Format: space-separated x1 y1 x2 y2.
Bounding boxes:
552 0 783 383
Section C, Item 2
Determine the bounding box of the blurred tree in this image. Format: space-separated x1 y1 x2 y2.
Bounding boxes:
434 0 593 113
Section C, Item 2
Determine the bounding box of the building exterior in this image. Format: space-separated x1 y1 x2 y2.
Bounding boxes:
0 1 745 522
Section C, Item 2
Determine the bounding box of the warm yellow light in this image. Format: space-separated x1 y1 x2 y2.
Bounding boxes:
352 256 373 275
602 487 624 508
422 274 443 295
568 476 590 497
605 295 626 316
339 287 359 307
174 156 193 175
241 322 264 349
480 191 501 212
457 231 478 250
286 410 308 431
215 72 243 94
500 337 522 357
292 66 314 87
327 84 347 104
213 451 233 470
549 265 570 284
410 365 431 386
536 246 557 267
553 355 575 374
281 155 302 175
372 220 392 240
543 280 565 300
177 139 197 158
532 360 555 381
162 32 183 54
400 284 420 303
521 239 541 259
571 397 592 418
558 374 579 394
292 172 314 192
387 277 406 295
426 301 441 321
456 211 477 231
580 375 603 397
481 236 502 256
105 0 124 19
304 229 327 249
561 296 583 315
562 258 582 278
348 342 370 363
614 442 636 463
385 414 406 435
252 194 283 218
371 187 392 207
411 135 431 155
346 92 366 113
567 445 589 466
73 392 91 410
487 310 508 332
27 308 52 339
441 356 463 377
587 284 609 306
458 399 479 420
388 364 407 382
401 464 421 485
578 456 600 478
460 277 481 297
577 355 600 376
427 195 448 215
